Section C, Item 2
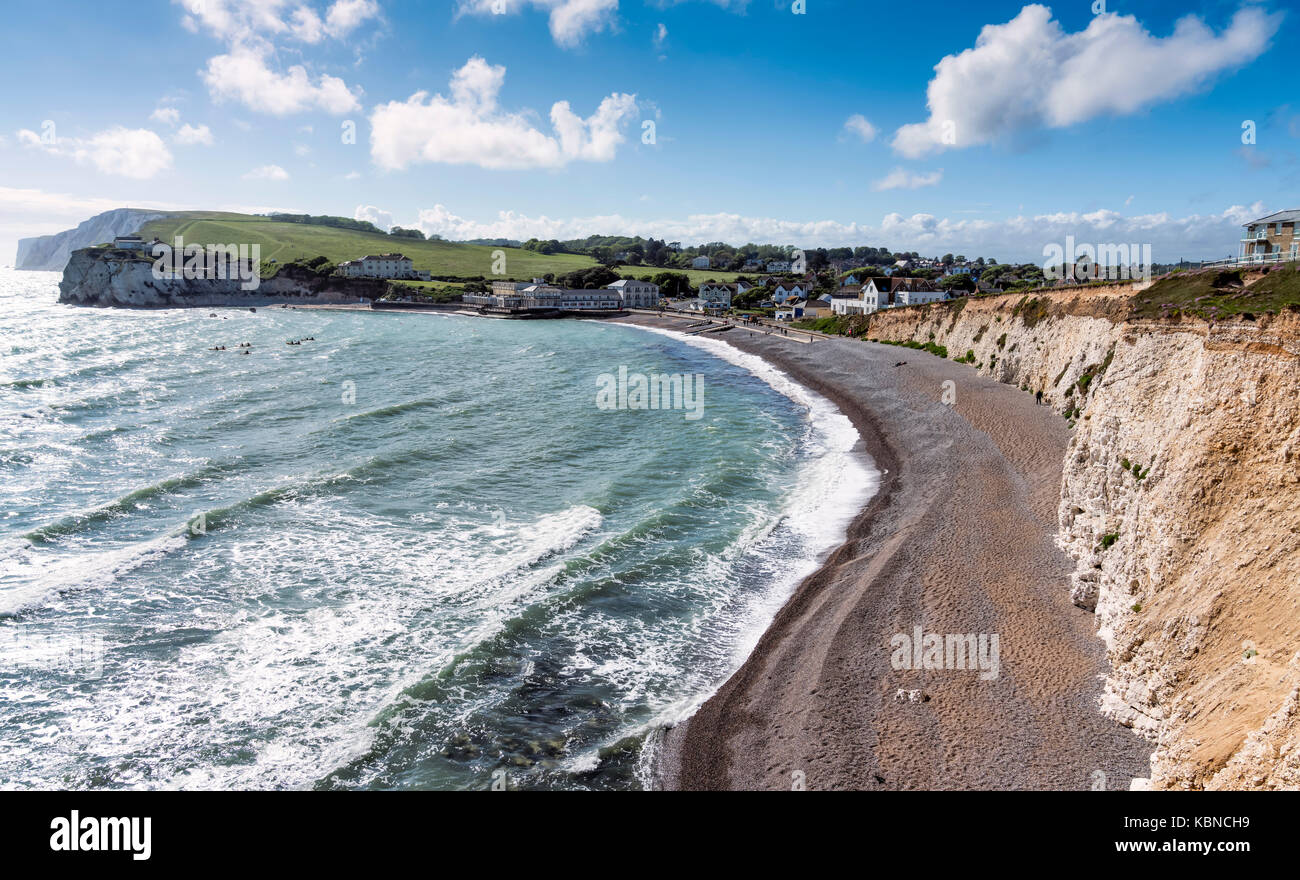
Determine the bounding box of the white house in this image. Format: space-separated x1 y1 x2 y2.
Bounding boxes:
606 278 660 308
861 277 944 313
558 289 622 310
691 255 712 270
113 235 146 250
338 253 430 280
766 260 792 273
771 280 812 303
697 281 752 308
896 284 947 307
831 291 867 316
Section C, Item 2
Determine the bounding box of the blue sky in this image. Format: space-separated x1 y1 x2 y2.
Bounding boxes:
3 0 1297 263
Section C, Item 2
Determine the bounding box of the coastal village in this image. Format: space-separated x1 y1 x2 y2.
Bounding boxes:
98 208 1296 326
367 208 1297 322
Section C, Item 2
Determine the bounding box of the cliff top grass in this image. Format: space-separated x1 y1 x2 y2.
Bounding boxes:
1131 263 1300 321
135 213 742 286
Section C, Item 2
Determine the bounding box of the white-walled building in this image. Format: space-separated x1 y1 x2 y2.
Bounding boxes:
691 255 712 269
860 277 945 314
113 235 146 250
338 253 430 280
771 280 812 303
606 278 660 308
558 289 622 310
698 281 750 308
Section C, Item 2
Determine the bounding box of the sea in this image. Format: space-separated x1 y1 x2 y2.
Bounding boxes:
0 267 876 790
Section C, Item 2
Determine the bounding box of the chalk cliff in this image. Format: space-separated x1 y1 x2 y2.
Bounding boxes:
16 208 171 271
853 283 1300 789
58 247 388 307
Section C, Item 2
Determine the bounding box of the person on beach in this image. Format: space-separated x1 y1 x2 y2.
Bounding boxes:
1036 389 1043 405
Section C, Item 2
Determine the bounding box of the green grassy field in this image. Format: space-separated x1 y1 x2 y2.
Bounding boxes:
136 212 743 285
138 213 597 280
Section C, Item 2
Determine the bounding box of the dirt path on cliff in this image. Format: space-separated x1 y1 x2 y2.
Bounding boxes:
622 317 1151 790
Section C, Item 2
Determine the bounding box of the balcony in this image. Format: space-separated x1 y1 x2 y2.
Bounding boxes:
1203 251 1297 268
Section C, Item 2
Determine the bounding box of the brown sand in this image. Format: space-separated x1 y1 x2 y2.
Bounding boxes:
617 315 1151 790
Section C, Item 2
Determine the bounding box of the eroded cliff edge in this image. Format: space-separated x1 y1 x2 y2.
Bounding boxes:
58 247 388 307
851 279 1300 789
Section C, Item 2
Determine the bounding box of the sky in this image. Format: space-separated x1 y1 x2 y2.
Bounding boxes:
2 0 1298 264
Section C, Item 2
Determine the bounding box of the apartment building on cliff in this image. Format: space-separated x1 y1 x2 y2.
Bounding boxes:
1240 210 1299 265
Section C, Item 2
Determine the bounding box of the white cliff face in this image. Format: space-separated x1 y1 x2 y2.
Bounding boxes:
859 289 1300 789
58 248 386 307
16 209 170 271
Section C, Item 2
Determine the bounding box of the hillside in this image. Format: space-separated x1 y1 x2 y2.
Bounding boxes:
137 213 744 286
138 214 599 281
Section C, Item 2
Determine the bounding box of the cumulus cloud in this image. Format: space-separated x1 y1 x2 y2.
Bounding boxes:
175 123 214 145
325 0 381 37
872 167 943 191
291 6 326 42
458 0 619 48
18 126 173 179
202 44 361 115
369 56 637 170
150 107 181 126
893 4 1282 158
354 204 394 230
843 114 877 143
175 0 373 115
243 164 290 180
356 201 1265 263
175 0 379 42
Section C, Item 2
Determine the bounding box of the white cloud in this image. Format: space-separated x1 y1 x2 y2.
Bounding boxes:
243 164 290 180
175 1 370 115
175 123 214 145
202 44 361 115
325 0 381 38
893 4 1282 157
18 126 173 179
458 0 619 48
174 0 377 42
354 204 394 230
291 6 325 42
843 114 877 143
369 56 637 170
151 107 181 126
872 167 943 191
654 22 668 51
372 201 1265 263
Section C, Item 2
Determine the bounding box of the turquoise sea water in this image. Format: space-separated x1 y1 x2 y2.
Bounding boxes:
0 268 874 790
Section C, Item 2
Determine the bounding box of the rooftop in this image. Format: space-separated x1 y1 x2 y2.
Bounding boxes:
1244 210 1300 227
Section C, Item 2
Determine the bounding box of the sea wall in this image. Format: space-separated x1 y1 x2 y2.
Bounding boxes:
57 247 389 307
856 286 1300 789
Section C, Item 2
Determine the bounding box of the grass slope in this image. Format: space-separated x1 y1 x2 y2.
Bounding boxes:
138 214 596 280
1132 264 1300 320
137 212 743 285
